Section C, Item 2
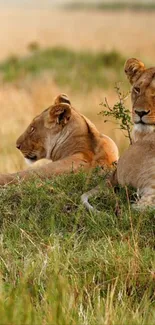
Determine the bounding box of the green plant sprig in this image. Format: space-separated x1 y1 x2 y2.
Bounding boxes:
100 83 133 144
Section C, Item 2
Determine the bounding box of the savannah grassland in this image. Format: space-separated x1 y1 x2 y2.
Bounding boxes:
0 7 155 325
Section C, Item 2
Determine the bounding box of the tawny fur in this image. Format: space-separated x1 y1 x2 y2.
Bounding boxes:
0 94 118 185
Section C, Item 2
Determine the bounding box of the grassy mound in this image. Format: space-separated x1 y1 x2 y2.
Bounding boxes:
0 169 155 324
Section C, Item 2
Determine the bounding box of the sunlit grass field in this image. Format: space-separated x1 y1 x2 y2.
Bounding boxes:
0 7 155 324
0 45 155 324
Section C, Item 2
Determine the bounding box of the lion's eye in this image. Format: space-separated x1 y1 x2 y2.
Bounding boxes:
30 126 35 134
133 87 140 94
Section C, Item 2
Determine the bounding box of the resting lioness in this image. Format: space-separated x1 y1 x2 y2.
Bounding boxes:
114 58 155 208
0 94 118 185
82 58 155 211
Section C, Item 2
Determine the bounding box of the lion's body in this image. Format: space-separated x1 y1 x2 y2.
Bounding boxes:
117 134 155 187
116 59 155 208
0 94 118 185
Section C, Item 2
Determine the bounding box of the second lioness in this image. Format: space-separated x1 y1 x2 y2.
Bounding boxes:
0 94 118 185
82 58 155 211
115 58 155 208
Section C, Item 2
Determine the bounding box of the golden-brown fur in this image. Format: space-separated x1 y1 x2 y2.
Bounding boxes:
116 58 155 208
0 94 118 185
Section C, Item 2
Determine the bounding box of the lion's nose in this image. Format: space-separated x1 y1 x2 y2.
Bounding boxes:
16 143 21 150
135 110 150 118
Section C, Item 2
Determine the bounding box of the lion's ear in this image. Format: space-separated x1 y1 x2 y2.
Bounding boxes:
124 58 145 84
50 103 71 126
54 94 71 105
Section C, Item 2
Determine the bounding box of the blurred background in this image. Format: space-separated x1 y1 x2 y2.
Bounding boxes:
0 0 155 173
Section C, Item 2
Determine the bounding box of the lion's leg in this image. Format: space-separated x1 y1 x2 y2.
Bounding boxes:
0 154 89 186
132 191 155 210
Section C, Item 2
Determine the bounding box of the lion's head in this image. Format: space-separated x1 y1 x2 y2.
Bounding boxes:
16 94 72 164
124 58 155 141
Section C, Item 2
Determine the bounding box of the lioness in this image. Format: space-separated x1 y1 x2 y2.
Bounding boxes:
82 58 155 210
0 94 118 185
115 58 155 208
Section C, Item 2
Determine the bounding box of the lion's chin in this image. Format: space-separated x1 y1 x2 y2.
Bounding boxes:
24 158 37 165
134 123 155 133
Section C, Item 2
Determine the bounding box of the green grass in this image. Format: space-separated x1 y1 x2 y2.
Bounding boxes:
0 47 126 90
0 168 155 324
65 2 155 11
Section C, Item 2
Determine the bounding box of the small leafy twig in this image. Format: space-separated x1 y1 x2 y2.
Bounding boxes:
100 83 133 144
